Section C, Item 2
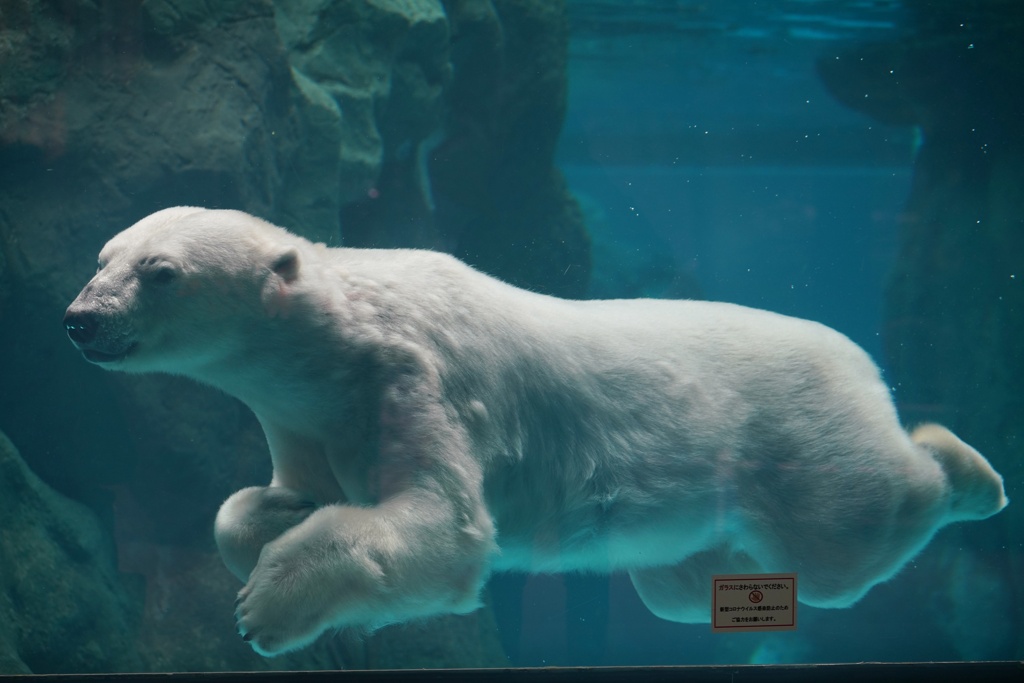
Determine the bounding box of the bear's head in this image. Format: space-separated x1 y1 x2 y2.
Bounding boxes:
64 207 300 376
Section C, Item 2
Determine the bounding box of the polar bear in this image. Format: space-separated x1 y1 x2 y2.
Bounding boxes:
64 207 1007 656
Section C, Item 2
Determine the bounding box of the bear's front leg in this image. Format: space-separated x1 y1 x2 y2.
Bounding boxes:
235 352 496 655
214 486 317 582
234 487 494 656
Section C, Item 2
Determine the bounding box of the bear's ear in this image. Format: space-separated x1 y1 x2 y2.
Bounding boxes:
262 247 301 318
270 247 300 283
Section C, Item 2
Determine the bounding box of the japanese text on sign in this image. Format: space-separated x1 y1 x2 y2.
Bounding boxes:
712 573 797 632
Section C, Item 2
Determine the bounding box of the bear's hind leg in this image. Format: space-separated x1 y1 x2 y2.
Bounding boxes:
214 485 317 582
911 423 1007 522
630 544 763 623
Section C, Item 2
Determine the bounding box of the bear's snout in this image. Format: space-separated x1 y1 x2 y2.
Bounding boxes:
64 309 98 345
63 303 137 364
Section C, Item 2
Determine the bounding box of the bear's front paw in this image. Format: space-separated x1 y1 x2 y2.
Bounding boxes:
234 549 332 656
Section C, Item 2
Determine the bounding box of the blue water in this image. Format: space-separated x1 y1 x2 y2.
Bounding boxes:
562 164 909 360
557 0 916 362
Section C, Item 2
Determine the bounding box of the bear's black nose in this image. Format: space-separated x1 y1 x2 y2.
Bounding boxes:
64 310 97 344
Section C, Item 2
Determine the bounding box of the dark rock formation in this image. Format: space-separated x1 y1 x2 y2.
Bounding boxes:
818 0 1023 658
0 430 141 673
339 0 591 297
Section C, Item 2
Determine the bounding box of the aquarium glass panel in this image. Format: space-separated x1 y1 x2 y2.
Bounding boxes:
0 0 1020 674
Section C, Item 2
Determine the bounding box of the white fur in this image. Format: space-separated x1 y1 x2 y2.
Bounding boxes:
65 207 1008 656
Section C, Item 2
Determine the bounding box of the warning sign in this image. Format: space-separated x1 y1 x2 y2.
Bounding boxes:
712 573 797 632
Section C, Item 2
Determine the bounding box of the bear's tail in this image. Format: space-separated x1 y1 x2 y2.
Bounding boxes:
911 423 1008 522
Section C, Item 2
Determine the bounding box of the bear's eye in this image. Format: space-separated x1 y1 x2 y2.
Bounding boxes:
96 260 106 274
149 265 177 285
138 256 178 286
